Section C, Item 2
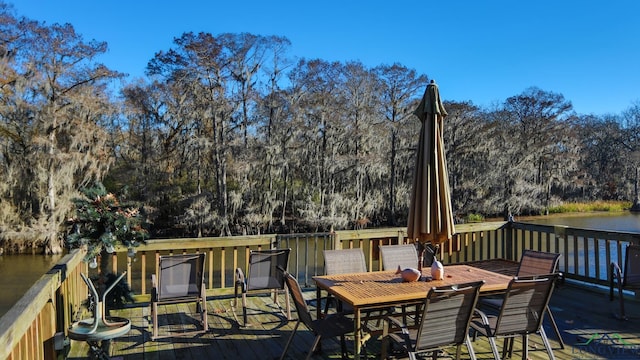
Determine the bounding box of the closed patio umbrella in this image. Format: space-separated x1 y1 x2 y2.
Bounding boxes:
407 80 455 247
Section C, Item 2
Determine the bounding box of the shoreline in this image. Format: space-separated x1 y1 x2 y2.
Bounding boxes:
485 209 635 223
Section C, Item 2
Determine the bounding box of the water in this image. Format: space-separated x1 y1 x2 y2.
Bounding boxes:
519 212 640 233
0 253 64 317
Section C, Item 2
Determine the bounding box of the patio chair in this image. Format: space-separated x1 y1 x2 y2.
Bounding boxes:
471 274 559 360
419 242 438 268
478 249 564 348
610 243 640 320
380 244 421 271
514 250 561 278
279 270 366 360
322 248 389 331
380 244 424 324
150 253 208 340
233 248 291 327
322 248 367 315
380 280 484 360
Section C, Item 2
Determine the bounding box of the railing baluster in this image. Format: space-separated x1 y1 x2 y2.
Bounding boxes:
594 238 602 280
141 251 146 294
220 247 226 289
583 235 590 278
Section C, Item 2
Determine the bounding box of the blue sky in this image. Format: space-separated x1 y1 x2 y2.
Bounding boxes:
10 0 640 116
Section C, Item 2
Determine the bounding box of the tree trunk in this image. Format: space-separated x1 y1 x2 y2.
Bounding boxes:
98 249 111 297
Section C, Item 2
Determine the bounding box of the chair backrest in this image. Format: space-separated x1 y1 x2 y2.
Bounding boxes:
420 243 438 268
283 271 314 329
156 253 205 301
323 248 367 275
494 274 558 336
380 244 419 270
246 248 291 291
516 250 560 277
623 244 640 288
415 281 484 351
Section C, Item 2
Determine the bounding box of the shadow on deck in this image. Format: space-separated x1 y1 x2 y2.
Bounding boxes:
67 281 640 360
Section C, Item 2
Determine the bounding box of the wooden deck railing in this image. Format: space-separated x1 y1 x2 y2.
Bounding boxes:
2 220 639 359
505 221 640 286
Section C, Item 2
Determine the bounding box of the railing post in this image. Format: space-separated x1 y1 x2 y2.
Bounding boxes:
332 231 341 250
505 221 514 261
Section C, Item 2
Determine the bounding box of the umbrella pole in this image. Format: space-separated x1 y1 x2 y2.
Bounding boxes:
417 242 423 271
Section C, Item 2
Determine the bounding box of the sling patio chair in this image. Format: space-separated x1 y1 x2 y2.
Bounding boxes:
150 253 208 340
322 248 367 315
380 280 484 360
379 243 421 271
514 250 562 278
279 271 367 360
322 248 390 331
324 248 368 275
478 249 565 348
419 242 438 268
233 248 291 327
471 274 559 360
379 244 423 324
610 243 640 320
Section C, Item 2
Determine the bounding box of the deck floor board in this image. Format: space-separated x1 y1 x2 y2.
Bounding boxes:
67 278 640 359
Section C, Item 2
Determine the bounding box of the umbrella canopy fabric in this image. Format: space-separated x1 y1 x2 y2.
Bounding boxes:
407 80 455 245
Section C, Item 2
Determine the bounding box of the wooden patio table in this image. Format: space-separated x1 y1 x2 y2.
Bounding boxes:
313 264 513 359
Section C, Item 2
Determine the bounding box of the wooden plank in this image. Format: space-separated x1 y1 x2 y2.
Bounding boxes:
41 299 56 360
61 281 640 360
129 236 275 252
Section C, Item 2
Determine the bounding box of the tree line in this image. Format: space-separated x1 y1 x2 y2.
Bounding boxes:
1 2 639 254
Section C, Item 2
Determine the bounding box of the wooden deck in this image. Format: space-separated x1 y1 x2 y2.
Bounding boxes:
66 273 640 359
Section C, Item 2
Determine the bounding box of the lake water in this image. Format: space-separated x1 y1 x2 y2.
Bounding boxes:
519 212 640 233
2 211 640 318
0 253 64 317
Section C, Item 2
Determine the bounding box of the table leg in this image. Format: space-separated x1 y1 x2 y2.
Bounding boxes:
316 287 321 320
354 307 362 359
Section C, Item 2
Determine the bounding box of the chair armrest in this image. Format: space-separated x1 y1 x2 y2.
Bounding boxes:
151 274 158 302
383 315 412 350
385 315 406 329
556 271 565 287
469 308 496 340
610 262 623 300
235 268 246 292
611 262 623 277
473 308 491 323
471 308 494 335
382 315 412 337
